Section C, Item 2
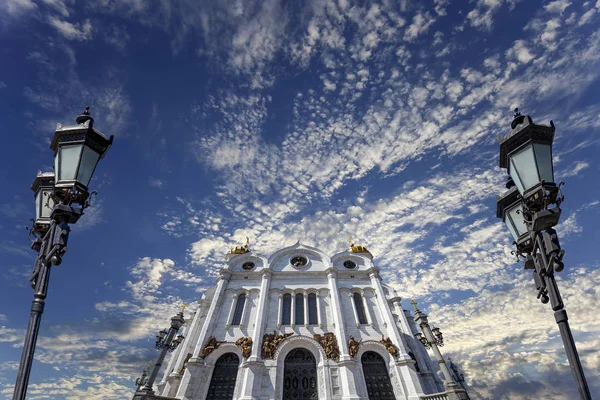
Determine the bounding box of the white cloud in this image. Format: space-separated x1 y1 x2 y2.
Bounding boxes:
544 0 572 14
404 12 436 41
0 0 36 17
47 17 93 41
506 40 535 63
578 8 596 25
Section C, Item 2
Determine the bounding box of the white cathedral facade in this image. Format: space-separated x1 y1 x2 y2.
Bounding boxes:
153 241 469 400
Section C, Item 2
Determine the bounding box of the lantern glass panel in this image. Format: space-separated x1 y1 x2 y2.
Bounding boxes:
533 143 554 184
35 190 42 221
40 190 55 218
509 144 539 195
58 144 83 181
505 203 527 241
77 145 100 187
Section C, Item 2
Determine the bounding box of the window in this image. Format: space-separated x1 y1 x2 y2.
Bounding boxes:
282 294 292 325
231 294 246 326
353 292 368 324
308 293 318 325
295 293 304 325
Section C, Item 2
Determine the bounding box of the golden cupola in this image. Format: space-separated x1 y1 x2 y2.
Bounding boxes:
349 237 373 258
229 237 250 255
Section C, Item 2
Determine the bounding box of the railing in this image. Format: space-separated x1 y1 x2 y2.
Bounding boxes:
420 393 450 400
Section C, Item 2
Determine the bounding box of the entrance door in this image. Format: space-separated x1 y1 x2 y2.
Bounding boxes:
283 348 318 400
206 353 240 400
361 351 395 400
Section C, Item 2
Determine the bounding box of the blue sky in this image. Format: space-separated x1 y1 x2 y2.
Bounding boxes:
1 0 600 398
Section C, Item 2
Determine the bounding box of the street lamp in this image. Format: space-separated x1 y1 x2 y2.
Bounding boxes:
13 107 113 400
135 361 153 391
496 109 591 400
410 301 468 398
447 358 466 390
135 310 186 397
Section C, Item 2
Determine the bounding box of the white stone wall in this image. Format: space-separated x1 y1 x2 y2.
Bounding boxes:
158 242 446 399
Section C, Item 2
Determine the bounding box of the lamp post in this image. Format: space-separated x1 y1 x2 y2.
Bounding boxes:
13 107 113 400
135 361 153 391
496 109 591 400
411 301 463 394
447 358 466 390
135 310 185 397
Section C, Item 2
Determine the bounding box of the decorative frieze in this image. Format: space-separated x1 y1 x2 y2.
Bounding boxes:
348 335 361 357
261 331 293 359
235 337 253 359
313 332 340 361
380 336 398 357
200 336 226 359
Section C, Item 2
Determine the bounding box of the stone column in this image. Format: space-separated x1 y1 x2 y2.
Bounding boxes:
225 292 238 328
176 272 230 399
326 269 360 400
348 292 360 326
250 270 272 360
291 291 296 328
316 290 322 328
237 271 272 400
303 291 309 327
362 290 373 325
277 292 283 329
369 269 425 399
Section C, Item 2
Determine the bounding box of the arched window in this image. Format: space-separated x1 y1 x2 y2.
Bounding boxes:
282 294 292 325
231 294 246 326
295 293 304 325
307 293 318 325
353 292 368 325
206 353 240 399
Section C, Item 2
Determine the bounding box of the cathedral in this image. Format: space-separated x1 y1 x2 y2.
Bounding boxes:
151 241 470 400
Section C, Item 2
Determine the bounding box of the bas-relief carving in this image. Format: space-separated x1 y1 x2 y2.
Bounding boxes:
380 336 398 357
235 336 253 359
261 331 293 359
313 332 340 361
200 336 226 359
178 353 193 375
348 335 361 357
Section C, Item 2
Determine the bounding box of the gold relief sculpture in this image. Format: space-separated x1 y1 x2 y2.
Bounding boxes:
200 336 226 359
348 336 362 357
261 331 293 359
235 337 253 359
380 336 398 357
178 353 192 375
314 332 340 361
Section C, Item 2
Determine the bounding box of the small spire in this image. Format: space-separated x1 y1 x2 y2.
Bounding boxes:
511 107 526 129
76 106 94 126
180 302 189 313
410 299 419 312
513 108 521 118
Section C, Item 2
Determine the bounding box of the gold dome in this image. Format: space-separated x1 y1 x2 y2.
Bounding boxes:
229 237 250 255
349 236 372 255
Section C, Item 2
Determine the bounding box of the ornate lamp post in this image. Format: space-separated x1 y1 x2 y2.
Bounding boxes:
13 108 113 400
496 109 591 399
447 358 466 390
135 308 186 397
411 301 470 400
135 361 153 391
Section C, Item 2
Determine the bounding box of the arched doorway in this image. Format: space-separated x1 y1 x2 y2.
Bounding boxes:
283 348 318 399
206 353 240 400
361 351 395 400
